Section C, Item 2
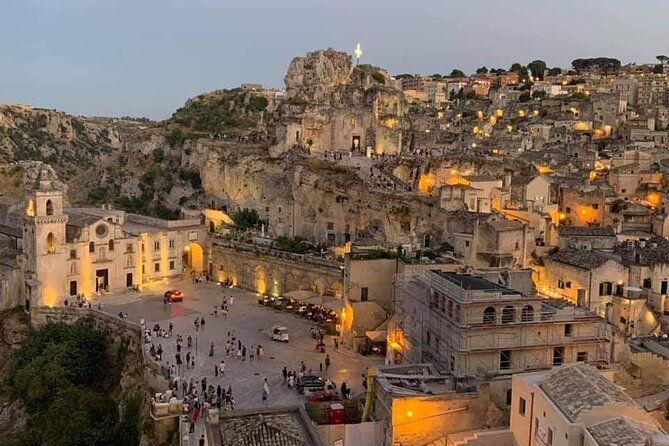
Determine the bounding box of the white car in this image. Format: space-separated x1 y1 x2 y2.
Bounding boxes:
271 326 289 342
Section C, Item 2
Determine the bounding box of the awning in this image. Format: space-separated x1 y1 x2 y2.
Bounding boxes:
365 330 387 343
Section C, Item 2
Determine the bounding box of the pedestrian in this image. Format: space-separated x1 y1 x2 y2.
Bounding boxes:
168 322 173 335
282 366 288 384
325 354 331 370
319 362 323 373
262 378 270 404
219 360 226 376
237 348 242 360
334 337 339 349
341 382 348 399
199 435 205 446
201 317 206 330
209 341 215 357
300 361 306 373
189 420 195 433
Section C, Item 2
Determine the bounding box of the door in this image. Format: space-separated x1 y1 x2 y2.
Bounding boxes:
351 136 361 150
126 273 133 287
69 280 77 296
577 288 586 307
96 269 109 292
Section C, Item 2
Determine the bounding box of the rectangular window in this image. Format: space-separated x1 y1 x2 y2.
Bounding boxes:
154 241 160 251
500 350 512 370
643 278 652 289
169 239 175 249
557 280 565 289
169 260 175 271
565 281 571 288
126 243 133 253
662 280 668 294
564 324 572 337
576 351 588 362
142 265 145 274
548 428 553 445
154 262 160 272
598 281 612 296
566 207 571 214
360 287 369 301
425 330 431 346
465 240 470 247
327 222 334 230
69 249 76 259
592 203 599 210
519 397 526 415
553 347 564 366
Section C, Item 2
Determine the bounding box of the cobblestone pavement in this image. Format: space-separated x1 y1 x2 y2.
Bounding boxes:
99 280 383 440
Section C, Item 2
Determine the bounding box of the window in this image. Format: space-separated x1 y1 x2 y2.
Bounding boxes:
46 199 54 216
44 232 55 254
548 428 553 445
450 355 455 372
500 350 512 370
501 306 516 324
69 249 76 259
553 347 564 366
483 306 496 325
154 241 160 251
126 243 133 253
662 280 668 294
360 287 369 301
564 324 572 337
169 260 175 270
557 280 565 289
447 299 453 318
169 239 175 249
108 239 114 251
425 330 431 346
643 278 652 289
154 262 160 272
465 240 470 247
69 281 77 296
576 351 588 362
142 265 145 274
327 222 334 230
621 189 626 194
598 281 613 296
515 241 519 250
592 203 599 210
566 207 571 214
95 224 108 238
89 241 95 253
506 389 512 405
519 397 526 415
521 305 534 322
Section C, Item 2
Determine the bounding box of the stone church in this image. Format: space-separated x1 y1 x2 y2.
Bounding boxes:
0 164 208 308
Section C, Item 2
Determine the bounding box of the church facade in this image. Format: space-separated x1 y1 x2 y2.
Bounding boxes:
16 169 208 307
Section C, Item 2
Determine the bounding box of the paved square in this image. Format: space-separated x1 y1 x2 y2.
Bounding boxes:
100 280 383 410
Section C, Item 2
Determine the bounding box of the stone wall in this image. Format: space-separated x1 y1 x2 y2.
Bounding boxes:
0 263 24 311
211 241 343 296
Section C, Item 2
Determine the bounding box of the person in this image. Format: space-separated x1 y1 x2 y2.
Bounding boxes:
209 341 215 357
201 317 206 330
199 435 205 446
282 366 288 384
340 382 348 400
325 354 331 370
334 337 339 349
219 360 226 377
262 378 270 404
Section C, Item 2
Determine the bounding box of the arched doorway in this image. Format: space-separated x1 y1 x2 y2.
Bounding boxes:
183 242 204 272
253 265 267 294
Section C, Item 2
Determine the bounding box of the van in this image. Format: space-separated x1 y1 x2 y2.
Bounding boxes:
271 326 289 342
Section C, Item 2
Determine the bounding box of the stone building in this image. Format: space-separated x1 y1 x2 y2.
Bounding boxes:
395 271 611 379
3 165 208 307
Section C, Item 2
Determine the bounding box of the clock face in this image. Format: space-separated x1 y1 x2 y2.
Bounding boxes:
95 224 108 238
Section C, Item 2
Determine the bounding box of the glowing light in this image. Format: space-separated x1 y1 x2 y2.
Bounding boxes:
26 199 35 217
518 110 526 118
354 42 362 60
406 410 414 418
558 213 566 220
536 165 552 174
506 125 513 132
532 110 539 116
341 309 347 319
580 209 587 216
574 121 589 131
476 110 483 119
495 109 504 118
418 174 437 194
449 168 458 175
648 192 661 207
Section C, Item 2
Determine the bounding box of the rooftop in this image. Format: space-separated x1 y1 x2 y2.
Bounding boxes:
432 271 518 295
540 363 634 422
586 417 669 446
548 248 612 270
558 225 616 237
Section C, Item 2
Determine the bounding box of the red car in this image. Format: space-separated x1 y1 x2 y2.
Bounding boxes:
164 289 184 302
307 391 343 403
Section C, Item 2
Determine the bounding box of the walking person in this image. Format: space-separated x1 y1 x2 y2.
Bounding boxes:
262 378 270 405
325 354 331 370
282 366 288 384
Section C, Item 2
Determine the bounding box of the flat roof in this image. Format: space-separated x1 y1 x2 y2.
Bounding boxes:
432 271 518 295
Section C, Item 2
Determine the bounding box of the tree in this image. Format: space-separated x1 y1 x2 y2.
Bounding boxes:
653 64 664 74
571 57 621 74
656 55 669 63
527 60 547 80
231 208 260 231
519 92 532 103
475 66 488 74
449 69 466 78
532 91 547 100
509 63 523 73
548 67 562 76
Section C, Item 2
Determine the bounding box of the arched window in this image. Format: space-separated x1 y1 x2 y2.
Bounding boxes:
46 232 55 254
483 306 496 325
108 239 114 251
46 199 54 216
501 306 516 324
521 305 534 322
89 241 95 253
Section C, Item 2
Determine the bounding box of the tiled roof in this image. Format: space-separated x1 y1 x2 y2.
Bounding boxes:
219 413 312 446
558 225 616 237
586 417 668 446
487 220 523 232
548 248 611 270
616 237 669 266
540 363 633 422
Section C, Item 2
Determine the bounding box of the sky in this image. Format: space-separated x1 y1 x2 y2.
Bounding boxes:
1 0 668 120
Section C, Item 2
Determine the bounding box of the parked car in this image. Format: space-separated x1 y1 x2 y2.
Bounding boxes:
270 326 290 342
164 289 184 302
307 390 343 403
297 375 325 395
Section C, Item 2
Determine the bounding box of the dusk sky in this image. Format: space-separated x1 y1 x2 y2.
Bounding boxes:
2 0 668 119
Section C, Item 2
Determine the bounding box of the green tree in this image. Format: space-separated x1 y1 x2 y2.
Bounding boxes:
527 60 547 80
656 55 669 63
548 67 562 76
475 66 488 74
449 69 466 78
151 148 165 163
231 208 260 231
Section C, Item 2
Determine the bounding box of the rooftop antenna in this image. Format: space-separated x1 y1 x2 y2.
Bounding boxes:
354 42 363 66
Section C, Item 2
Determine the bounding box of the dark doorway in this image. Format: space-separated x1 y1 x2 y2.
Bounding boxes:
96 269 109 292
327 233 336 246
209 221 216 233
69 280 77 296
126 273 133 287
351 136 361 150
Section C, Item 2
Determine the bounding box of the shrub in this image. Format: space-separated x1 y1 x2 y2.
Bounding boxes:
231 208 260 231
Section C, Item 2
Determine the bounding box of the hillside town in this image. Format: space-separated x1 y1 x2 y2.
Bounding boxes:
2 45 669 446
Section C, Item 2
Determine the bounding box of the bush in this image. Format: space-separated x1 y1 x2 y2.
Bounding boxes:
152 148 165 163
231 208 260 231
371 71 386 84
273 236 314 254
248 96 268 112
